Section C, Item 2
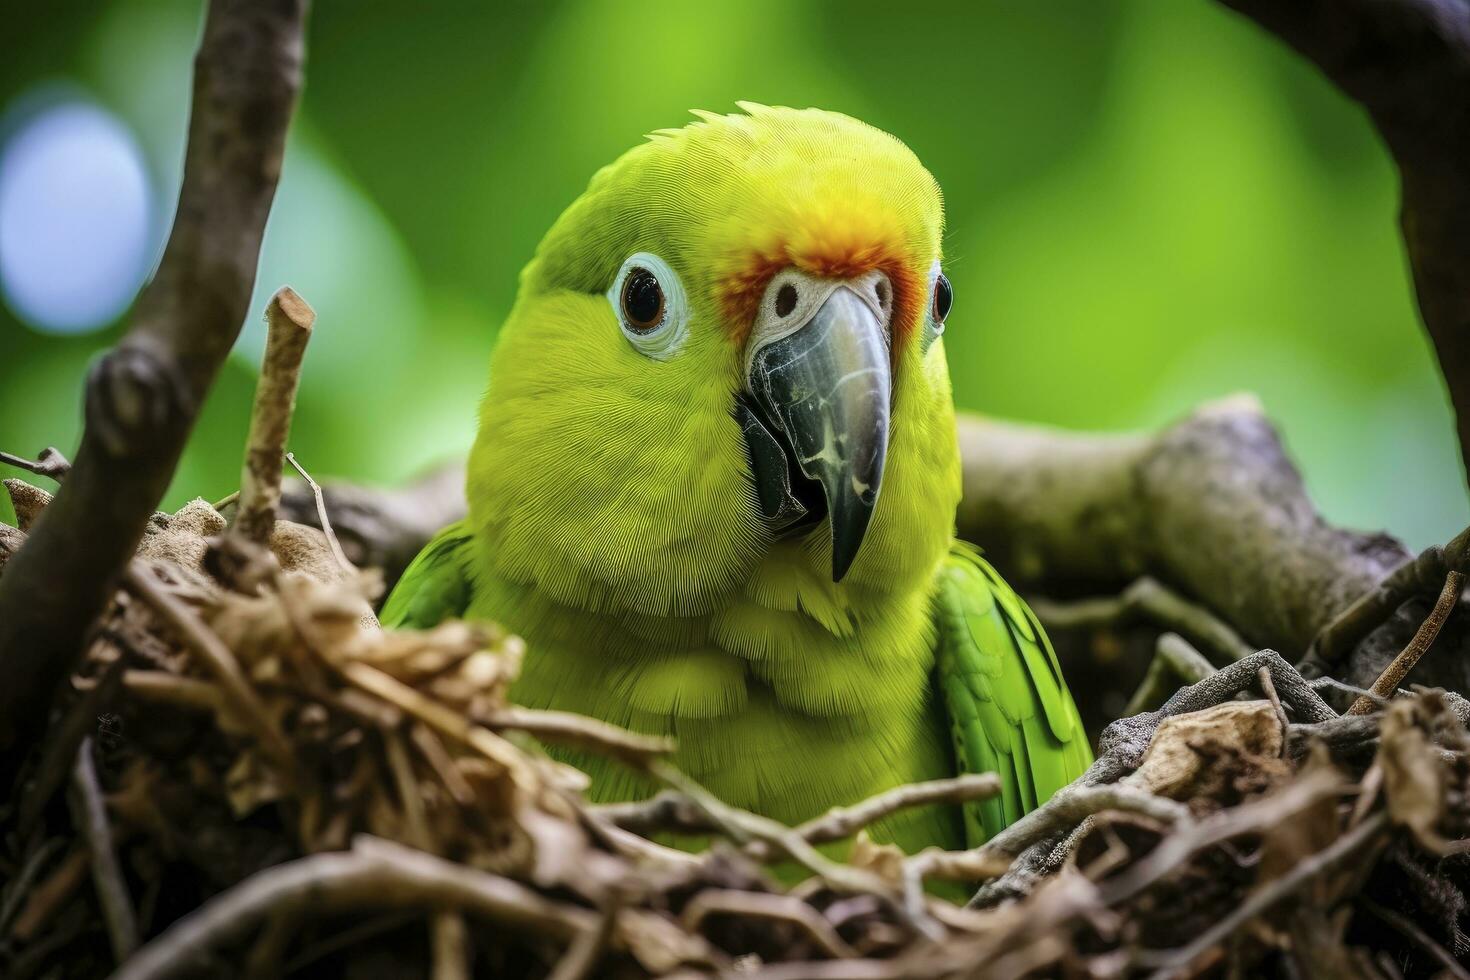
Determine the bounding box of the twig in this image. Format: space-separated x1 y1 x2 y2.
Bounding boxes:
0 837 66 935
10 849 89 942
0 0 308 757
683 890 859 959
548 897 618 980
1360 896 1470 980
480 706 674 767
1122 632 1216 717
1136 813 1388 978
646 761 903 906
981 785 1191 861
123 562 296 778
789 774 1002 848
1348 570 1464 715
110 836 597 980
1304 526 1470 677
68 737 138 963
431 911 471 980
341 661 532 784
1029 576 1255 665
286 452 352 572
410 723 477 807
121 669 225 713
1258 666 1290 756
0 448 71 481
1097 770 1350 908
230 288 315 547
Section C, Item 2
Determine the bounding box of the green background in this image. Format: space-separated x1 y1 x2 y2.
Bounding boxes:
2 0 1464 550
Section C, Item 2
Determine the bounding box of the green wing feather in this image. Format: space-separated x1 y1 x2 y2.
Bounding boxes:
380 521 475 629
934 543 1092 847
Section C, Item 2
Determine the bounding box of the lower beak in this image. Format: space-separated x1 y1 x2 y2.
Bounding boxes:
743 276 891 582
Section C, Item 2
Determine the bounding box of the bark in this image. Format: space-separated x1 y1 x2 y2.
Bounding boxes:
957 397 1457 696
1216 0 1470 488
0 0 308 753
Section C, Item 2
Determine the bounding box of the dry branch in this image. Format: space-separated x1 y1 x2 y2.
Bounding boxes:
954 399 1463 699
111 836 597 980
230 288 316 548
0 0 307 755
1213 0 1470 491
1348 569 1464 715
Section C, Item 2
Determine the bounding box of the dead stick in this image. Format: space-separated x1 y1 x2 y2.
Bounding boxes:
69 737 138 963
1137 813 1388 978
0 448 71 482
286 452 352 571
480 705 674 767
682 890 858 960
0 0 307 757
1348 570 1464 715
110 836 596 980
231 287 315 546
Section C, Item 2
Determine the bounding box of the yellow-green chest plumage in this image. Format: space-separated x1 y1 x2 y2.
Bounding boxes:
383 104 1090 861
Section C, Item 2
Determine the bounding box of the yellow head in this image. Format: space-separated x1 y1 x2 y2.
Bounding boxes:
467 104 961 617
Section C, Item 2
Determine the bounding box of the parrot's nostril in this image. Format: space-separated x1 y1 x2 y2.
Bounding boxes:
775 283 798 318
875 280 889 308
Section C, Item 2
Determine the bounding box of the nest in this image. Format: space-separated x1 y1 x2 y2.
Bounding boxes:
2 470 1469 980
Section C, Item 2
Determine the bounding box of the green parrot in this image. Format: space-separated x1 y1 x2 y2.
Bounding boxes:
383 104 1091 854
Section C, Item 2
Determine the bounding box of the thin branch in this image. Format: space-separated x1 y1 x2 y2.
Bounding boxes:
1360 896 1470 980
0 0 308 756
0 448 71 482
68 737 138 963
110 836 597 980
1096 771 1351 908
479 705 674 767
1348 569 1464 715
1122 632 1217 717
1030 576 1255 665
644 761 920 932
980 785 1192 861
230 287 316 547
791 774 1002 847
1306 524 1470 675
683 890 859 960
547 898 618 980
1258 666 1290 755
1136 814 1388 978
285 452 352 572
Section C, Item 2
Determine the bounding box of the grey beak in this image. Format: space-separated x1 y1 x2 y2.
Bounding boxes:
746 284 891 581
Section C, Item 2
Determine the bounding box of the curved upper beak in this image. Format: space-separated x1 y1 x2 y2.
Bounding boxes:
741 269 892 581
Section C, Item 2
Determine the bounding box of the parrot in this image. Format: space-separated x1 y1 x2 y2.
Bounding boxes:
382 103 1091 856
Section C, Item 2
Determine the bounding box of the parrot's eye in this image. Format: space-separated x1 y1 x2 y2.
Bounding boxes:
620 268 665 332
608 252 690 359
933 272 953 323
920 262 949 353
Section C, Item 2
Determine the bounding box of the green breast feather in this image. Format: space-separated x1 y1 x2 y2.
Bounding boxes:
384 528 1092 852
934 544 1093 847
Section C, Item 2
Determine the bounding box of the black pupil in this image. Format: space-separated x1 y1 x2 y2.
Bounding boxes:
622 269 663 330
934 273 953 322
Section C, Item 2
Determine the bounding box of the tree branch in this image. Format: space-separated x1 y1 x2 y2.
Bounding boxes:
955 399 1454 696
1213 0 1470 489
0 0 307 754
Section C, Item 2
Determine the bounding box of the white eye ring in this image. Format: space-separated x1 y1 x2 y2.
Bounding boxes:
921 259 946 353
607 252 690 359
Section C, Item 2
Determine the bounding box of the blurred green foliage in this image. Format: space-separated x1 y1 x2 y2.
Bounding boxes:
2 0 1464 549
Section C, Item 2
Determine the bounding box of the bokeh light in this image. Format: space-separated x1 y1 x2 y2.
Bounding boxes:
0 93 153 334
